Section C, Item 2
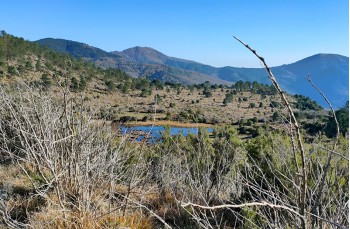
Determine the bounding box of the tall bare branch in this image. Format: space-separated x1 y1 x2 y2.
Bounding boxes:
233 36 307 228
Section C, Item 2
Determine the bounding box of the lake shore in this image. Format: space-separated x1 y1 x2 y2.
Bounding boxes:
124 120 214 128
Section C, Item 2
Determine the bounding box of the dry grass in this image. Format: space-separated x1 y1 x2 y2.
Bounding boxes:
3 54 292 126
82 87 292 125
0 164 33 194
30 209 152 229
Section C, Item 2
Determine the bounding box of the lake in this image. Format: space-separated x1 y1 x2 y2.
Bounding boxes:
119 125 213 143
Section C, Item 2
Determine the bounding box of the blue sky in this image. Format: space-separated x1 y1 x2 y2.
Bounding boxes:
1 0 348 67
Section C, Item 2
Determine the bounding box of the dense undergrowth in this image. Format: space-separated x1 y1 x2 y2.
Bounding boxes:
0 86 348 229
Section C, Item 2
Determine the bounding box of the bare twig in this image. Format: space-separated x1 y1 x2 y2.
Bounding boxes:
307 74 341 227
181 201 302 218
307 74 339 150
315 145 348 161
233 36 307 228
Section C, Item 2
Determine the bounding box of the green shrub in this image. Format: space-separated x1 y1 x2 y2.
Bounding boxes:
325 103 349 137
105 80 115 92
41 73 51 88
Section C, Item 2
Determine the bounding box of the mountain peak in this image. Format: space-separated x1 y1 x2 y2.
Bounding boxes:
120 46 168 64
285 53 348 72
292 53 348 65
128 46 160 52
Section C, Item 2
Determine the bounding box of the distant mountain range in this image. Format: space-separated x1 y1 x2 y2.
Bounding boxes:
35 38 349 108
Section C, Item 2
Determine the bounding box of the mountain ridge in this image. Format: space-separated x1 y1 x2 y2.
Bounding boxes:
34 38 349 108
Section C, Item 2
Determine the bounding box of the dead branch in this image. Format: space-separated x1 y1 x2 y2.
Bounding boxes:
233 36 308 228
181 201 302 218
307 74 339 150
307 74 341 228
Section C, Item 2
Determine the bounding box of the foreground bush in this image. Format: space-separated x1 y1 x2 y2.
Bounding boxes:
0 85 151 228
0 85 348 228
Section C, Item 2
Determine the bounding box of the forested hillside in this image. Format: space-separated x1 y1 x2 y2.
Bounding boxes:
36 38 349 108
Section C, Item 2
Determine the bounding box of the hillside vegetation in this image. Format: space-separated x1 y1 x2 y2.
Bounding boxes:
36 38 349 108
0 32 334 132
0 32 348 229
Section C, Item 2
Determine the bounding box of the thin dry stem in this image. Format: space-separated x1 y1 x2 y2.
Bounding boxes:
233 36 307 228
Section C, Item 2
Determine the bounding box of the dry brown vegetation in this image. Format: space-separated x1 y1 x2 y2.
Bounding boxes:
0 82 347 229
74 86 305 128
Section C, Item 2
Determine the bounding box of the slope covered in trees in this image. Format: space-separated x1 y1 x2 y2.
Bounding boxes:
36 38 349 108
2 32 332 129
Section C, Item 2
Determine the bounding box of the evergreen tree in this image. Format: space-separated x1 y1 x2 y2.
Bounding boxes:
105 80 115 92
325 102 349 137
41 73 51 88
70 77 79 91
78 78 87 91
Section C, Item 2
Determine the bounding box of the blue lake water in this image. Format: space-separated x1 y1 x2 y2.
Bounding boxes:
120 125 213 143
